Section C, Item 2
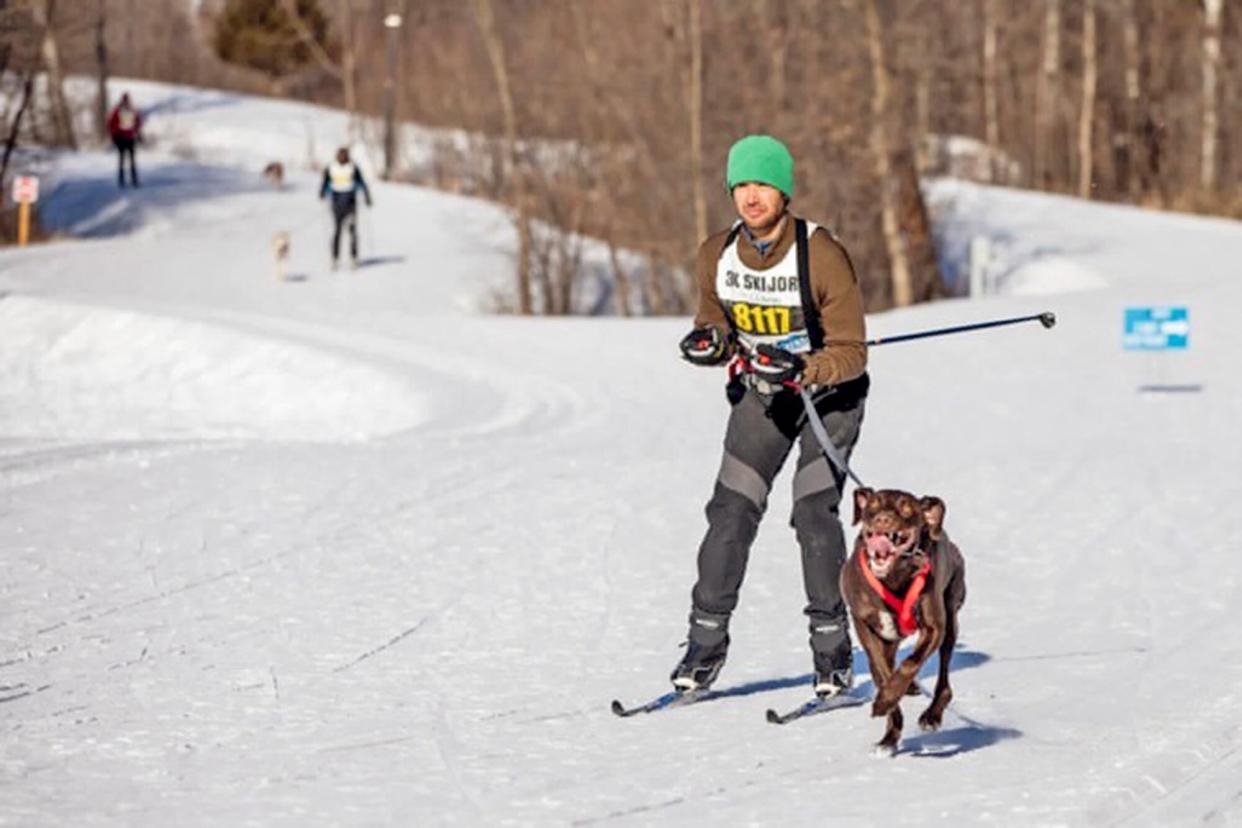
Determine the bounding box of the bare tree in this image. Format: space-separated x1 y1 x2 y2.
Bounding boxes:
1118 0 1140 198
335 0 357 134
1077 0 1097 198
981 0 999 173
471 0 531 314
280 0 358 129
95 0 109 141
912 9 932 171
754 0 788 109
31 0 76 149
687 0 706 245
1200 0 1223 193
1 70 36 186
864 0 912 307
1034 0 1060 188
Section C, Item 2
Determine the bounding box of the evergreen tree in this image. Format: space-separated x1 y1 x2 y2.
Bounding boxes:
213 0 331 79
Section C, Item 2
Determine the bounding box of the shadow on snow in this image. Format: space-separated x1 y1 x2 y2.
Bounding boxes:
42 162 264 238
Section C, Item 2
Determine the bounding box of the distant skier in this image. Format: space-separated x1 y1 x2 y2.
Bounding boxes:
107 92 142 188
671 135 869 700
320 147 372 269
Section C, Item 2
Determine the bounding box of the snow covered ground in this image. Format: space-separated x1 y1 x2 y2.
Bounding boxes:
3 81 1242 826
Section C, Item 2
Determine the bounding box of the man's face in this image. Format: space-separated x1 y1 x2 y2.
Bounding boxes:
731 182 785 233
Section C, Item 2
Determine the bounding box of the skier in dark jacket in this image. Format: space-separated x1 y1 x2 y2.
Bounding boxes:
319 147 372 269
107 92 142 188
671 135 869 699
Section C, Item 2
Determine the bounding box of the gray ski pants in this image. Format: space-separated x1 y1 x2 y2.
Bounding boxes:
686 385 865 674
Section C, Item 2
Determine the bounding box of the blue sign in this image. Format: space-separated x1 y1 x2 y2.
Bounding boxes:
1124 306 1189 350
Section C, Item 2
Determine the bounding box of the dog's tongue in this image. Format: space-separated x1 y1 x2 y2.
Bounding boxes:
866 534 895 560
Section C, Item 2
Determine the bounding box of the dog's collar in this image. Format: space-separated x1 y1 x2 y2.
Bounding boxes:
859 552 931 637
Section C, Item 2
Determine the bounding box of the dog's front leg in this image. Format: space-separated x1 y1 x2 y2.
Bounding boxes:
854 620 894 717
875 625 942 715
918 607 958 732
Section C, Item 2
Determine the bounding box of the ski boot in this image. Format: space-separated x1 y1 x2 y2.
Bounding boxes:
812 666 853 699
670 618 725 695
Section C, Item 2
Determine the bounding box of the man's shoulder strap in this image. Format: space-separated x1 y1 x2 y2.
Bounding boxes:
796 218 825 351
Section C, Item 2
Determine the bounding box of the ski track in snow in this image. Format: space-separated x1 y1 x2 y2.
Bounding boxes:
2 80 1242 825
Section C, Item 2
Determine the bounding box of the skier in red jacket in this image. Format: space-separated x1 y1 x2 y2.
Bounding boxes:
107 93 142 188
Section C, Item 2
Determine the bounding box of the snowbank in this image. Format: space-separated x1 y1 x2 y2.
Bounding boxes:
0 295 427 442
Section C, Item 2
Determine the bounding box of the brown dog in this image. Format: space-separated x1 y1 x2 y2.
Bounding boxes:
263 161 285 188
839 487 966 755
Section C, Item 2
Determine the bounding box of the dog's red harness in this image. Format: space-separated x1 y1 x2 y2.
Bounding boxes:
859 552 932 637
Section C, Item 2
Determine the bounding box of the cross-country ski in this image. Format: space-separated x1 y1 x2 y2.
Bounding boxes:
764 691 868 725
610 690 704 717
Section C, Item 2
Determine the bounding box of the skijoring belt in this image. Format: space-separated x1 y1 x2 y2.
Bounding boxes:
735 369 869 407
728 369 870 441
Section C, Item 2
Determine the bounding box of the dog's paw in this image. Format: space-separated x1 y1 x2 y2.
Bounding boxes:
871 742 898 759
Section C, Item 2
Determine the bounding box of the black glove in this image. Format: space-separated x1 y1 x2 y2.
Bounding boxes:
752 343 805 386
679 327 729 366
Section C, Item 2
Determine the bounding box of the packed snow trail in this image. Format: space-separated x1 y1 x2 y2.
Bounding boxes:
2 82 1242 825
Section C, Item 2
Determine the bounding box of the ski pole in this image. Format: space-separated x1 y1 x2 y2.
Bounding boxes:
363 205 373 259
866 311 1056 347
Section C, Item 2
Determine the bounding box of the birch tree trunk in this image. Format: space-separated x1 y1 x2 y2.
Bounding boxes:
1034 0 1060 188
1200 0 1223 193
607 238 632 317
1076 0 1096 199
33 0 76 149
981 0 999 178
471 0 532 314
864 0 912 307
688 0 706 245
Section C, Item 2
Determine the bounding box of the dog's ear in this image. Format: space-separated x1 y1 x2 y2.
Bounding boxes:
919 496 946 539
896 493 919 520
852 487 874 525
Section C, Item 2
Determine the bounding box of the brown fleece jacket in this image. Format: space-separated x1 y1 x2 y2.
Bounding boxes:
693 215 867 386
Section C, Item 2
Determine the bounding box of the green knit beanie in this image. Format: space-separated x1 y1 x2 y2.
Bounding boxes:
725 135 795 198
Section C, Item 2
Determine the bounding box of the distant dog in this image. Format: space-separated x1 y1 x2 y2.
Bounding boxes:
263 161 285 188
839 487 967 756
271 231 291 281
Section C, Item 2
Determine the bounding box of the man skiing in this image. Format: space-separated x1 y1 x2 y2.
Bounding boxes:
107 92 142 188
672 134 869 700
319 146 372 269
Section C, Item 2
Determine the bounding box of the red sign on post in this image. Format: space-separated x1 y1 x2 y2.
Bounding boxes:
12 175 39 204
